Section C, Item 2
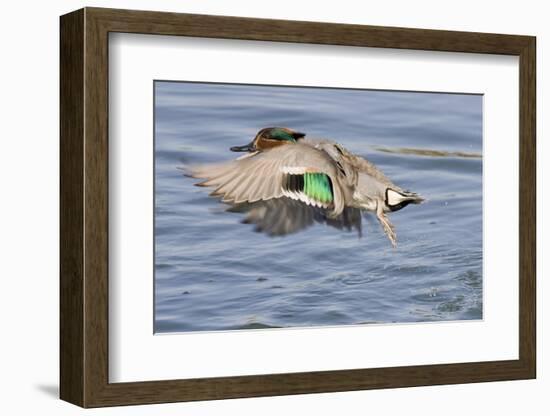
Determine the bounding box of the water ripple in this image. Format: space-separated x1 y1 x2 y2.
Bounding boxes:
154 81 483 333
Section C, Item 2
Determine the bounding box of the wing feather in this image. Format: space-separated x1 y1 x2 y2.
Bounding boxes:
190 143 346 214
228 197 362 236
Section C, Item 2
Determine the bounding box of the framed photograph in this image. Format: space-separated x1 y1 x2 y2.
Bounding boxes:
60 7 536 407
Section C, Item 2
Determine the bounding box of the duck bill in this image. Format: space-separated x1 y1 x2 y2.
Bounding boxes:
230 141 255 152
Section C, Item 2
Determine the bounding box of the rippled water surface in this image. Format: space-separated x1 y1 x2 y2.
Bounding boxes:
154 81 482 333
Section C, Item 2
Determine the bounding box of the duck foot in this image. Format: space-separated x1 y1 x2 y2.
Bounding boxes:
376 204 397 248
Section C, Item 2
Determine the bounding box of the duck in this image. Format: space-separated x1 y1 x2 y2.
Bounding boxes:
190 127 424 247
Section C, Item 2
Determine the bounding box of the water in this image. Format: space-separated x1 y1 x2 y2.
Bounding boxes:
154 81 483 333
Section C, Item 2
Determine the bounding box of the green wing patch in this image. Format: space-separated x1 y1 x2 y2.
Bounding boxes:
284 172 333 204
304 173 333 203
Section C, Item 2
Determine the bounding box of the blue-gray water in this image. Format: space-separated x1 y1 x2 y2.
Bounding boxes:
154 81 482 333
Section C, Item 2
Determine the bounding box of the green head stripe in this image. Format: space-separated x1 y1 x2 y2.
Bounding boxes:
268 128 297 142
303 173 333 203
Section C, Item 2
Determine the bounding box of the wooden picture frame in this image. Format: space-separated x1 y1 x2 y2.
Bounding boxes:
60 7 536 408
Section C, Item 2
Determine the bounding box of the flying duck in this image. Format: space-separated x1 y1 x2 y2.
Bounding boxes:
189 127 424 246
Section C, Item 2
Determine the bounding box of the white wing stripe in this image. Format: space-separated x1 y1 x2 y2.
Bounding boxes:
281 166 307 175
282 189 329 209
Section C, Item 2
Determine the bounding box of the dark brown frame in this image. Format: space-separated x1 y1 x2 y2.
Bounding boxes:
60 7 536 408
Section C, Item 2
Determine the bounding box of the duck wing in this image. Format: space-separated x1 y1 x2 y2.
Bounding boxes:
228 197 362 237
189 143 346 215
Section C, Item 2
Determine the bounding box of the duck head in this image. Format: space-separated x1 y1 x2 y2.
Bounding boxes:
230 127 305 152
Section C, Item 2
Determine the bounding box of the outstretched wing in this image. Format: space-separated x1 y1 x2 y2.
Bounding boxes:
189 144 345 214
228 197 363 237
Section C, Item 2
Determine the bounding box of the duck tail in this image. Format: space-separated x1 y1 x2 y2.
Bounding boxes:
385 189 424 212
402 191 424 205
